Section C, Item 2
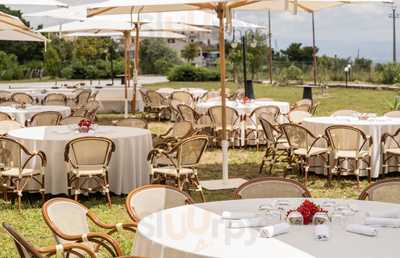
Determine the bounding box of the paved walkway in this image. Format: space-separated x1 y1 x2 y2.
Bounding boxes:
0 75 168 89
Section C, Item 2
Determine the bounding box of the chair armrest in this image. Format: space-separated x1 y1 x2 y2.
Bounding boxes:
308 135 328 155
38 243 97 258
87 210 137 234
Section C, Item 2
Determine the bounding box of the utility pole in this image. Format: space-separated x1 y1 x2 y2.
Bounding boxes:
267 9 273 84
389 5 400 63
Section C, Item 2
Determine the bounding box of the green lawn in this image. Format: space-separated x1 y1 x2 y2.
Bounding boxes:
0 82 398 257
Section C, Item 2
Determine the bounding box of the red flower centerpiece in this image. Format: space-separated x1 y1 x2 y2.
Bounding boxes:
288 200 326 225
242 96 250 104
78 119 92 133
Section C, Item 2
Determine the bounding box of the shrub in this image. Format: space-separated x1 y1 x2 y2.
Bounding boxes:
377 63 400 84
167 65 220 81
277 64 304 85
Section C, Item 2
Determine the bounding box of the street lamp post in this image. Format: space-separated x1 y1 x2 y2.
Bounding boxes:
344 64 351 88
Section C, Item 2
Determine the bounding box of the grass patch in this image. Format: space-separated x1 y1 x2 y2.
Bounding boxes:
0 82 398 257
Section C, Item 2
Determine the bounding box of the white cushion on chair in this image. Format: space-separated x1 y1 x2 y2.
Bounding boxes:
385 148 400 155
294 147 328 157
334 150 369 159
71 167 106 177
152 166 194 176
1 168 42 177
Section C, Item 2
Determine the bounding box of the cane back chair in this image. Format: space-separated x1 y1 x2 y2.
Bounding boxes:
148 135 208 202
281 123 330 184
0 137 46 209
325 125 372 183
3 222 97 258
234 177 312 199
26 111 62 127
358 179 400 203
42 198 136 257
43 93 67 106
114 118 148 129
125 184 194 222
208 105 240 147
11 93 34 105
64 137 115 207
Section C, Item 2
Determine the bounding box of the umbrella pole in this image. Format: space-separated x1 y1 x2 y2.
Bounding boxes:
268 9 273 84
123 30 131 118
132 22 140 114
217 5 228 184
311 12 317 86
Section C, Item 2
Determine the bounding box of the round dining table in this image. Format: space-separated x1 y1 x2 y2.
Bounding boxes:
0 105 71 125
157 88 208 99
196 99 290 115
8 125 153 195
303 116 400 178
133 198 400 258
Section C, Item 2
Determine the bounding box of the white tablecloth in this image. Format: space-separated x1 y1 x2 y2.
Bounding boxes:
157 88 208 98
303 116 400 178
0 105 71 124
196 100 290 115
134 198 400 258
8 126 152 194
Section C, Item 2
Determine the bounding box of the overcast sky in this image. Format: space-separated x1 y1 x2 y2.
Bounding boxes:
15 0 400 63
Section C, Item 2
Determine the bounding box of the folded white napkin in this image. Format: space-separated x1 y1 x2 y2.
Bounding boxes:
314 224 330 241
222 211 258 220
259 223 290 238
346 224 377 237
227 216 270 228
364 217 400 228
366 210 399 219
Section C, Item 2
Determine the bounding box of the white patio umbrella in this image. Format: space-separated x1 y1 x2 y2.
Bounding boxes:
39 17 209 116
0 0 68 7
87 0 274 190
0 11 46 42
87 0 395 190
64 30 187 39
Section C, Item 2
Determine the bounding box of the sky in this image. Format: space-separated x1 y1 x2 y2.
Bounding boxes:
12 0 400 63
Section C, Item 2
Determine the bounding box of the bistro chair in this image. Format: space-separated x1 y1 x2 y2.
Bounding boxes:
0 137 46 209
42 198 136 257
43 93 67 106
290 104 312 113
145 90 170 120
292 99 313 108
358 179 400 203
148 135 208 202
125 184 194 222
114 118 148 129
11 93 34 105
234 177 311 199
288 110 312 124
281 123 330 184
381 128 400 176
85 100 100 121
177 104 212 133
0 120 23 135
74 90 91 107
208 105 240 147
64 137 115 207
3 222 97 258
89 90 99 101
59 116 87 126
245 105 280 149
153 120 194 149
0 111 13 121
71 107 88 117
325 125 372 183
0 101 18 106
170 91 194 106
258 115 290 175
0 90 10 103
331 109 359 117
26 111 62 127
384 110 400 118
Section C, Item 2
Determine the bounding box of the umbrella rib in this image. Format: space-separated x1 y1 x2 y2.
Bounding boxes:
228 0 261 9
87 7 116 17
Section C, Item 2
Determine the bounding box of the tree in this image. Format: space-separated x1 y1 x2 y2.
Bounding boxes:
44 46 62 78
181 42 199 63
139 39 182 74
281 43 318 64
